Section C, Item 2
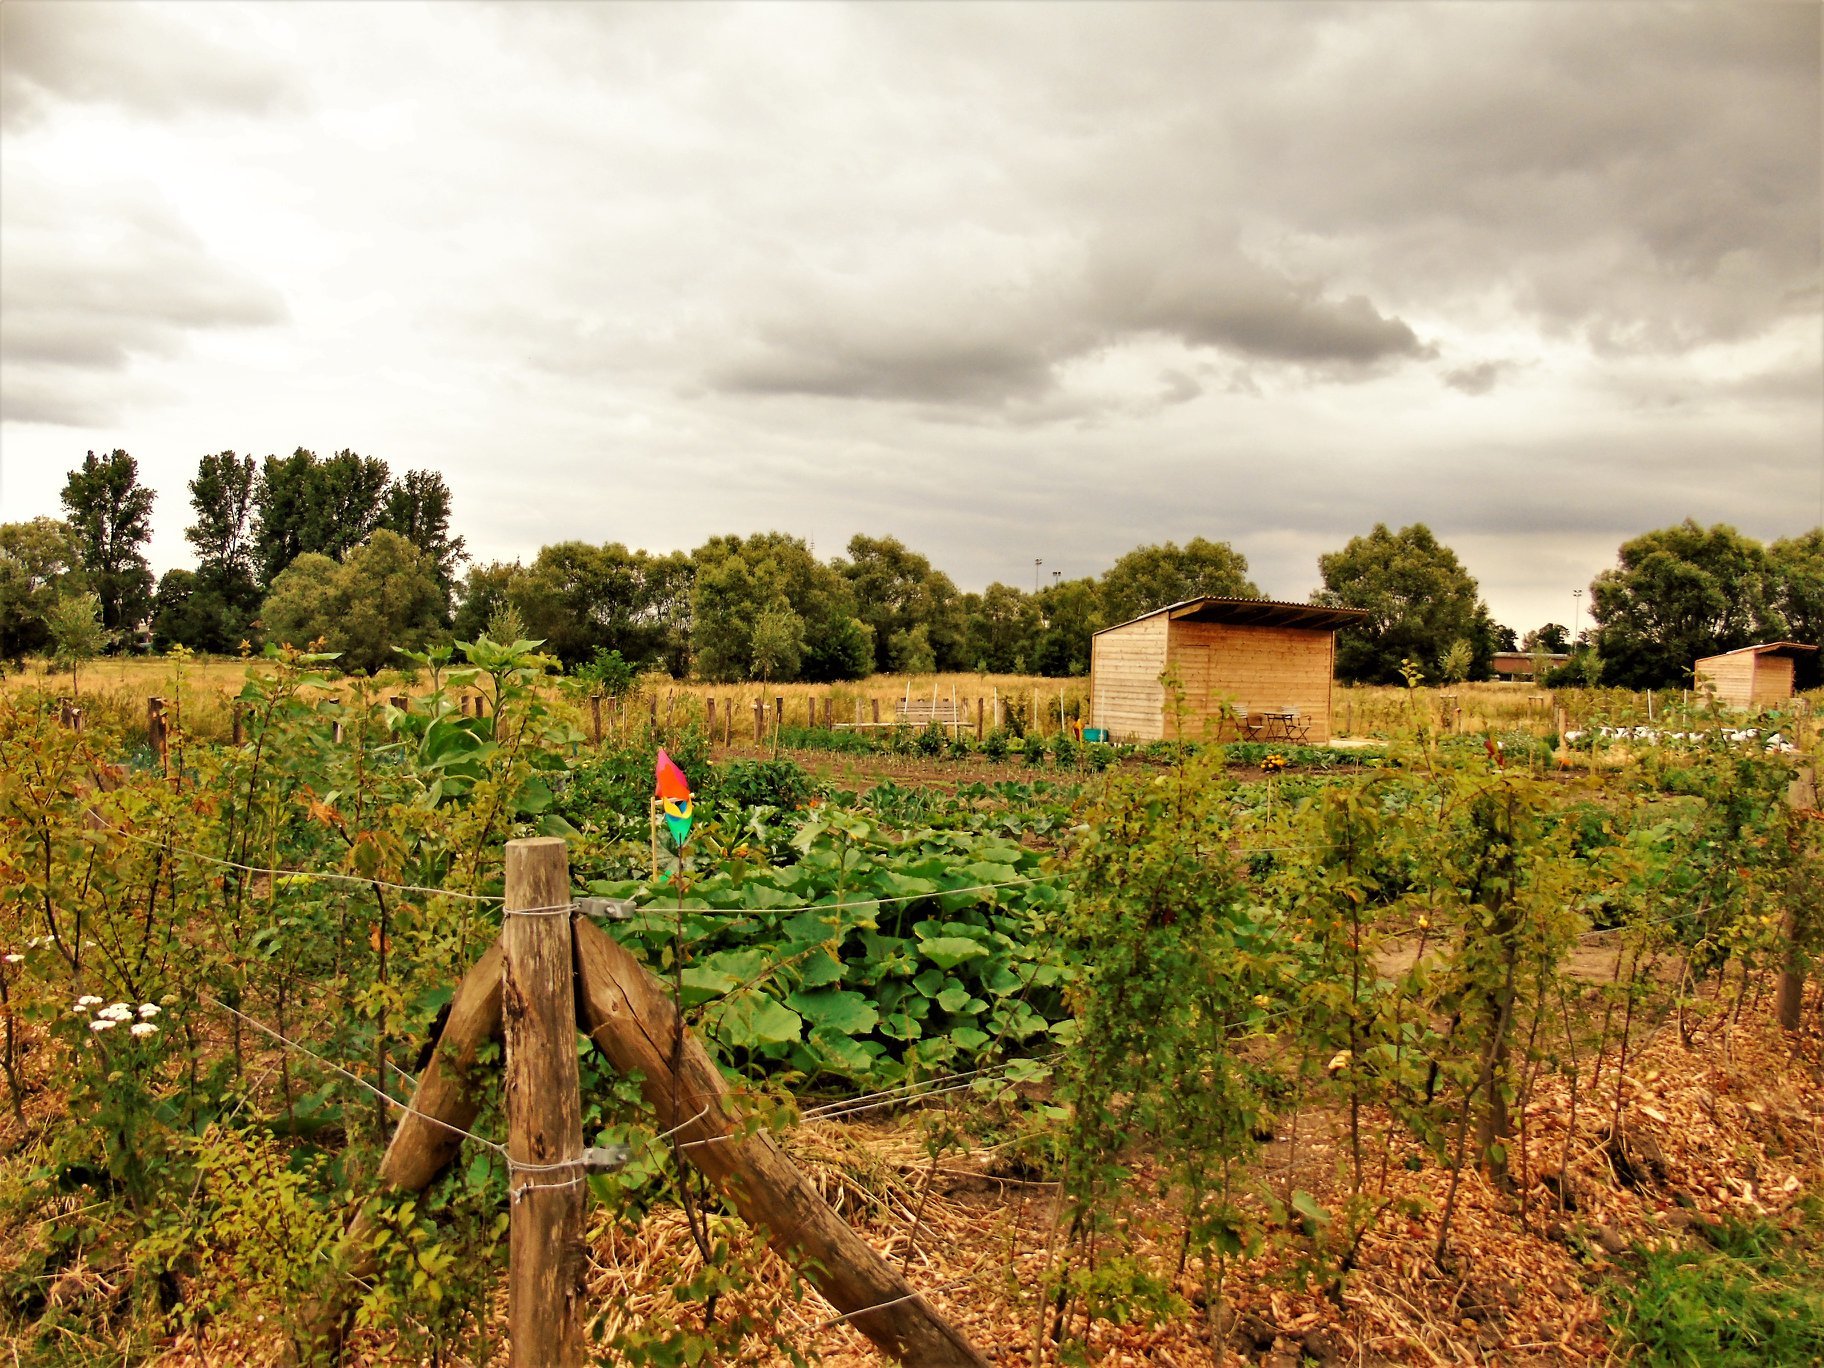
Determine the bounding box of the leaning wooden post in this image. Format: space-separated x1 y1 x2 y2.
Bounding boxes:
573 921 990 1366
147 697 168 770
290 941 507 1363
503 837 585 1368
1776 763 1818 1031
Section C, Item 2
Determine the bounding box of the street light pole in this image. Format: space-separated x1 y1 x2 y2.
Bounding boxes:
1572 588 1583 647
1034 558 1042 593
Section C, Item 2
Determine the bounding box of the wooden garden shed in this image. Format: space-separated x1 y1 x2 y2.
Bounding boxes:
1089 597 1368 743
1693 641 1817 709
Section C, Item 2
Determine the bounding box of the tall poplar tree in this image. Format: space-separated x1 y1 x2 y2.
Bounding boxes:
59 449 155 637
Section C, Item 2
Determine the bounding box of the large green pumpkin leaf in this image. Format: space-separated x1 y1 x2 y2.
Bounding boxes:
715 994 803 1051
787 988 878 1036
918 936 990 971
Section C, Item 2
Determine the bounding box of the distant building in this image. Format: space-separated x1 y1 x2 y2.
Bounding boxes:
1693 642 1817 709
1490 650 1570 682
1089 596 1368 743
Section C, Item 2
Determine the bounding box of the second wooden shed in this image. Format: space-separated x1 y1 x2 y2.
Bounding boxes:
1089 597 1368 743
1693 641 1817 709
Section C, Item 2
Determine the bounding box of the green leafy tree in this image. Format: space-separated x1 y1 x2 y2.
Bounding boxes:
690 533 870 682
380 468 466 598
960 582 1043 673
1097 537 1259 627
1033 576 1104 676
184 451 262 642
1313 523 1497 684
0 517 83 661
259 532 444 673
886 622 937 674
1766 528 1824 689
252 448 398 586
259 552 342 650
312 450 393 561
60 449 155 637
450 560 524 645
749 601 807 682
1523 623 1571 653
1438 638 1473 684
834 535 966 671
150 568 249 653
252 449 320 586
509 542 683 670
45 590 107 693
1590 520 1775 689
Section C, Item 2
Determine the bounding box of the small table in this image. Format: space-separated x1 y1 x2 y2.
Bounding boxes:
1259 711 1305 742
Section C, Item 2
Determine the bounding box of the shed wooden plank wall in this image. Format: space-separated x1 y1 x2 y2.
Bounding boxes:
1166 621 1336 743
1753 656 1796 705
1090 615 1170 740
1699 653 1796 709
1696 653 1760 709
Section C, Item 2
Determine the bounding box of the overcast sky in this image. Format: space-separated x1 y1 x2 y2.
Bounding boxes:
2 1 1819 636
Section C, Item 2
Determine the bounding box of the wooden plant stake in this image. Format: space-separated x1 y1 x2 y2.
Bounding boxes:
503 837 585 1367
572 920 990 1367
147 697 168 770
1776 763 1819 1031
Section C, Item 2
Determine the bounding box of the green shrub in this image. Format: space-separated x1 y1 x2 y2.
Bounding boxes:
1611 1211 1824 1367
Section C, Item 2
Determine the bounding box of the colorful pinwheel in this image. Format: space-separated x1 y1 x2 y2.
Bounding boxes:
655 748 693 846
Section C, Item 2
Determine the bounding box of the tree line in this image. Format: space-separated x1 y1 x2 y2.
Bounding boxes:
1 448 1818 690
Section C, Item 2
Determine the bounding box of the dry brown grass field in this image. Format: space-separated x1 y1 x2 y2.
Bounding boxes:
5 651 1814 753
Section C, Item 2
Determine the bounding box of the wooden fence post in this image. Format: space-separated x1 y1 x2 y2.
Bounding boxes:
753 698 765 744
503 837 584 1367
705 697 716 742
590 696 603 747
649 696 658 733
822 696 832 728
723 699 732 747
774 695 783 730
976 697 985 742
871 697 881 726
1776 763 1819 1031
147 697 168 769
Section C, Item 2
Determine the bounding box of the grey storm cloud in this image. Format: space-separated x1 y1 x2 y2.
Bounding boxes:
709 229 1428 408
1443 362 1514 397
0 2 301 127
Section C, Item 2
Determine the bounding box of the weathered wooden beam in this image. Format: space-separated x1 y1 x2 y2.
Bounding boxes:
572 918 989 1367
289 940 506 1364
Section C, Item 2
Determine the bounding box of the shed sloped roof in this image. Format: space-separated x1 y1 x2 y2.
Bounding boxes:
1695 641 1818 663
1094 596 1370 636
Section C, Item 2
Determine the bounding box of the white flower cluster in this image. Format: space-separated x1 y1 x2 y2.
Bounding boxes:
70 999 161 1036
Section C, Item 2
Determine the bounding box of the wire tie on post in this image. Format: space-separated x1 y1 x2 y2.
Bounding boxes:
501 900 576 918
